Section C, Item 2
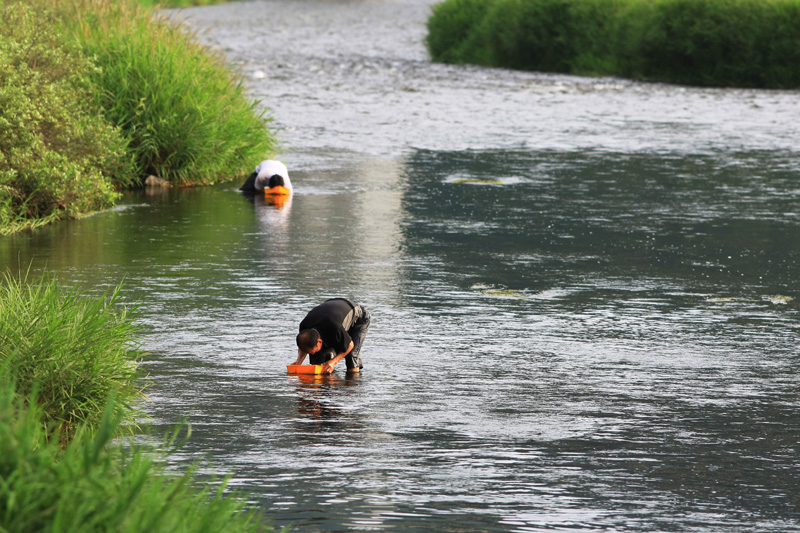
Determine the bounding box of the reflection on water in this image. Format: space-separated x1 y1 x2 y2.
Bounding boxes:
292 373 361 426
2 0 800 529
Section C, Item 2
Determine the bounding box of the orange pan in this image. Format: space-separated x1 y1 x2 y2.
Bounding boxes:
287 364 324 374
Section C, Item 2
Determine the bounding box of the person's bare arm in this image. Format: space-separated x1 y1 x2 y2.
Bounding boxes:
292 348 307 365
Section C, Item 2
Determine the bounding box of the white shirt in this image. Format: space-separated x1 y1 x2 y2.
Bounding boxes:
254 160 292 192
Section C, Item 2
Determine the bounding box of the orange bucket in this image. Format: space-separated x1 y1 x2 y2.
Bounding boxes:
287 364 324 374
265 186 290 208
265 186 291 196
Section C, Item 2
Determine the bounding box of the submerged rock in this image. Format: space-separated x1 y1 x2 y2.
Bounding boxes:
765 295 793 305
452 178 504 185
144 175 171 188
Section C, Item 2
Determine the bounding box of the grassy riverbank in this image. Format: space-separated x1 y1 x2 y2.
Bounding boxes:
426 0 800 88
0 272 271 532
0 0 275 235
138 0 233 6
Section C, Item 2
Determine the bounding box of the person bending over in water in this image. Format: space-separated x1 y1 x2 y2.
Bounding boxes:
293 298 370 374
240 160 292 195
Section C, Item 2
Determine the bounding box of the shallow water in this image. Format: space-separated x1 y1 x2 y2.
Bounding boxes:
3 0 800 530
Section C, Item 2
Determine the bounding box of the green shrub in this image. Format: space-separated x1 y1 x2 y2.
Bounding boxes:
566 0 633 74
425 0 494 64
0 2 135 234
0 382 270 533
0 271 144 442
485 0 576 72
59 0 276 185
1 0 277 234
426 0 800 88
623 0 800 87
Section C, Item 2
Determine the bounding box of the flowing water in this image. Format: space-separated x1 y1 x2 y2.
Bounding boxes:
3 0 800 530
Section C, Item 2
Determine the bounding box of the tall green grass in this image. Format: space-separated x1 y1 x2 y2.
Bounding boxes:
0 270 144 442
426 0 800 88
0 272 273 530
1 0 276 234
56 0 276 185
0 382 271 532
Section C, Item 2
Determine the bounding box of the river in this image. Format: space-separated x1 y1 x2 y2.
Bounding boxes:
2 0 799 530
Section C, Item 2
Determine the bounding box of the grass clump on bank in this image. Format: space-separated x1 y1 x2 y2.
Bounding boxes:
425 0 800 88
0 383 269 533
0 270 145 441
0 272 272 532
63 0 276 185
1 0 276 234
37 0 276 186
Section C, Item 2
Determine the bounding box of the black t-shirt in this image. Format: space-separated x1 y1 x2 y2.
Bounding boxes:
239 172 257 193
299 299 355 354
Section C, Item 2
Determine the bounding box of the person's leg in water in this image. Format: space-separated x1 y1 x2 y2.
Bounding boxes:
345 307 370 372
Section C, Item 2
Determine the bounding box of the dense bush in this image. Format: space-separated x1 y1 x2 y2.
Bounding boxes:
426 0 800 88
59 0 276 186
0 271 144 442
621 0 800 87
426 0 494 64
485 0 577 72
0 3 135 234
426 0 633 73
1 0 276 234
